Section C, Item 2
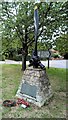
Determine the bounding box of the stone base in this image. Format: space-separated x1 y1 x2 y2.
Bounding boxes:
16 67 53 107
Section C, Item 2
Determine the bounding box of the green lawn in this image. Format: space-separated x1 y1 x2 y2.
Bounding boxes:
1 64 67 118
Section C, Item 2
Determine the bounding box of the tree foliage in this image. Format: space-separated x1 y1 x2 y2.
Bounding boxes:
55 34 68 55
0 1 68 69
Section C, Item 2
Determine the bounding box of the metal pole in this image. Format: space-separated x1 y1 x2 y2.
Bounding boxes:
48 49 51 69
48 57 49 69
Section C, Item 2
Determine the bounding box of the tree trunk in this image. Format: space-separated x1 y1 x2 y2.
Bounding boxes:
22 27 28 71
22 53 26 71
21 10 28 71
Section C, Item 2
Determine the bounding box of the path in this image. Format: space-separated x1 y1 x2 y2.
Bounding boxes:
0 59 68 69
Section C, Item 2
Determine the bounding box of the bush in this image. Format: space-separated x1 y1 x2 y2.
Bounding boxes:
13 54 22 61
52 53 59 58
64 53 68 59
13 54 31 61
0 53 5 61
2 55 5 61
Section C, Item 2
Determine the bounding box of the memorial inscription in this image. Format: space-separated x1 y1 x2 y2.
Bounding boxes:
20 81 37 98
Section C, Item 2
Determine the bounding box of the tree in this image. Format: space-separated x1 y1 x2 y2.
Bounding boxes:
1 1 68 70
54 34 68 55
1 2 20 59
15 2 34 70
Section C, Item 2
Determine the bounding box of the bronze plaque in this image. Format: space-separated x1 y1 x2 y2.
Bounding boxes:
20 81 37 98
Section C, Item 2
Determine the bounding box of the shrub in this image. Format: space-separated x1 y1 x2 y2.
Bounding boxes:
0 53 5 61
52 53 59 58
13 54 22 61
64 53 68 59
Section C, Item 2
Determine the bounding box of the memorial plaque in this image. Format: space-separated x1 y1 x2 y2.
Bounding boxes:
20 82 37 98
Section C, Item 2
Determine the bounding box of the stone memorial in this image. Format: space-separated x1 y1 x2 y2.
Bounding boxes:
16 5 53 107
16 67 52 107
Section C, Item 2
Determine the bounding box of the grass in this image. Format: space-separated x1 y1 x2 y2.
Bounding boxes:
2 64 22 100
1 64 67 118
46 68 66 92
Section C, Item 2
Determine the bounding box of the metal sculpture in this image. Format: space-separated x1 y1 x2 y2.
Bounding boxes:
29 6 45 70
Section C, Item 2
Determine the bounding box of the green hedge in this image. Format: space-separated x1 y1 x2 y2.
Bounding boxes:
13 54 31 61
